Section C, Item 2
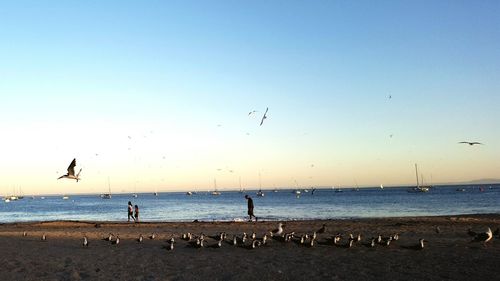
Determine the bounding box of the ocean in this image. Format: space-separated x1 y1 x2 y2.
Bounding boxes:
1 185 499 223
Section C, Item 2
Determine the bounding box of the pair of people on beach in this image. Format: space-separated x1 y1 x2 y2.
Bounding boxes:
128 197 252 222
128 201 139 222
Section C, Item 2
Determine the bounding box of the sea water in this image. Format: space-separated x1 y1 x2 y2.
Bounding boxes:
1 185 499 223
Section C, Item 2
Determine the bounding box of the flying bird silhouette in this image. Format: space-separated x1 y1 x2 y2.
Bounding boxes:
57 158 82 182
459 141 483 146
260 107 269 126
248 110 258 116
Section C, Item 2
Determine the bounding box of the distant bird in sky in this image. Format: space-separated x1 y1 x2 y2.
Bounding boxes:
260 107 269 126
388 95 392 99
57 158 82 182
459 141 483 146
248 110 258 116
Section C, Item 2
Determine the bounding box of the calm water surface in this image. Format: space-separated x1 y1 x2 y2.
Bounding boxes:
1 185 499 223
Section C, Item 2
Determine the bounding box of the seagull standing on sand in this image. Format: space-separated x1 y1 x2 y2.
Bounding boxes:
259 107 269 126
23 231 27 237
270 223 284 237
472 227 493 245
418 238 426 249
169 239 175 251
83 235 89 247
106 233 113 241
251 240 261 249
41 234 47 241
333 234 342 245
212 239 222 248
138 234 143 243
262 234 268 245
309 236 316 247
402 238 426 250
317 224 327 234
392 233 399 241
284 232 295 242
370 238 376 247
194 238 204 248
57 158 82 182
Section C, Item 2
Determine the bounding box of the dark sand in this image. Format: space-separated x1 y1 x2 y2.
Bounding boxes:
0 214 499 281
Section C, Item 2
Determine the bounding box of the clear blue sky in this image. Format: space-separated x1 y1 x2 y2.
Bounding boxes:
0 1 499 195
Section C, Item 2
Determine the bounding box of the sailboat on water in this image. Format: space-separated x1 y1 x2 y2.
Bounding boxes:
256 172 264 197
211 179 221 195
409 164 430 193
238 176 245 193
100 177 112 199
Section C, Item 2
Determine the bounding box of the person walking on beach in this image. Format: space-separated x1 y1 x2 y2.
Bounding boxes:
128 201 135 222
245 195 257 222
134 204 140 222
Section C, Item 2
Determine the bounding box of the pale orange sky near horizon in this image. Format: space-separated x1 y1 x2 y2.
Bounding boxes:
1 1 499 195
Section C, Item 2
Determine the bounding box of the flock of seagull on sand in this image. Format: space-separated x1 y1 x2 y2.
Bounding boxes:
22 223 497 252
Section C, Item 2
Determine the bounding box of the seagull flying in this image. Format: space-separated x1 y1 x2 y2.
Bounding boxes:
458 141 483 146
248 110 258 116
259 107 269 126
57 159 82 182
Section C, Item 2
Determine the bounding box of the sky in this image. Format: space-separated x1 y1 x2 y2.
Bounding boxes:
0 0 499 195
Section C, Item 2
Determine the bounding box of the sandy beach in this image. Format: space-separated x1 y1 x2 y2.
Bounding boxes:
0 214 499 281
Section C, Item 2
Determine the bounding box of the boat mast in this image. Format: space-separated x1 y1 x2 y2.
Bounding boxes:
107 177 111 194
415 164 420 188
259 172 262 191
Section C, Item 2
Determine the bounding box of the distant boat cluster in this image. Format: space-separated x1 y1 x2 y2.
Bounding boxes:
3 195 23 203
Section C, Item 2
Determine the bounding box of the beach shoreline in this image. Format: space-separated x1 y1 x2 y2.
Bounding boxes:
1 214 499 280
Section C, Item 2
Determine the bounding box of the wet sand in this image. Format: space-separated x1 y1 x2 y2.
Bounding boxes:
0 214 499 281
